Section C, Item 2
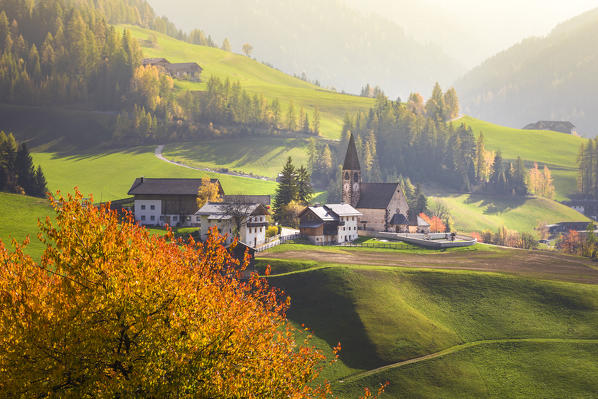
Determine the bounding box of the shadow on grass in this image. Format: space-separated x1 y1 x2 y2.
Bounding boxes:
270 268 385 370
463 194 527 215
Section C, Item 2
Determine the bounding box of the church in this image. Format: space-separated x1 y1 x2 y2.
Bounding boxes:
342 134 410 232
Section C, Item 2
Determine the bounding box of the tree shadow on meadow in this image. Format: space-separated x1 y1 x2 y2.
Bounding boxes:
464 194 527 215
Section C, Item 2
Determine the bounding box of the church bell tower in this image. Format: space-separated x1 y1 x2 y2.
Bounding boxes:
342 133 361 207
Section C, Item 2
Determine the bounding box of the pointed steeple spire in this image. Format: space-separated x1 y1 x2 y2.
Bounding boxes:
343 133 361 171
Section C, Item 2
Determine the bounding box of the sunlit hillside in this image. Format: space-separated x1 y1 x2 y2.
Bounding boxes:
120 24 376 139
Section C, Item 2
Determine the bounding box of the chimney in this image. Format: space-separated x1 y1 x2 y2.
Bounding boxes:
140 176 144 183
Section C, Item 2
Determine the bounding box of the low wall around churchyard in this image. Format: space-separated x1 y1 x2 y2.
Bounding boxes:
358 230 477 248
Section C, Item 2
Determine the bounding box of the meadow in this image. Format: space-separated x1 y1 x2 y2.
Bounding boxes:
429 192 589 234
120 24 376 139
31 146 278 202
0 192 53 259
456 116 584 201
257 245 598 397
162 137 310 179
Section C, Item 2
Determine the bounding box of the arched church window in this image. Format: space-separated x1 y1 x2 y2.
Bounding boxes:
354 172 359 182
345 172 350 180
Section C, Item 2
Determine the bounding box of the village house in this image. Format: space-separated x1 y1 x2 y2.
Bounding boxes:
127 177 223 227
196 201 270 248
142 58 203 82
342 134 410 232
299 203 361 244
523 121 577 135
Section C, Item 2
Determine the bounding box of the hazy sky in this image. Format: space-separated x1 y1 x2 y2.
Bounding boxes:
148 0 598 69
346 0 598 67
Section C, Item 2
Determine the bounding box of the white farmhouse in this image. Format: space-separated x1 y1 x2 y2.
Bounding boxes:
196 201 270 248
298 203 361 245
127 177 223 227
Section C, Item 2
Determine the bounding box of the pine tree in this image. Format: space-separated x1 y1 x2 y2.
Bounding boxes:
14 143 35 194
443 87 459 120
32 165 47 198
273 157 297 222
296 165 313 205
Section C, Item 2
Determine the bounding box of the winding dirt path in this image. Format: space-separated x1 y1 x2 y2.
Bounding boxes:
340 338 598 383
154 145 274 182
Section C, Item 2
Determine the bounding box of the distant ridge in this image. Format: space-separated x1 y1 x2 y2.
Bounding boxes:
456 7 598 137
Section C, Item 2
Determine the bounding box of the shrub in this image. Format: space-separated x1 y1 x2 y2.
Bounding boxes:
266 225 278 238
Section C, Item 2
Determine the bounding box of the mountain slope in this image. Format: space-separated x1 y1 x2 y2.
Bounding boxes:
122 24 374 138
145 0 464 98
456 7 598 136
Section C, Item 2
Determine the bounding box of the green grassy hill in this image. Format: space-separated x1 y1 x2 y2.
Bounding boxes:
0 192 53 259
430 193 589 234
121 24 375 140
31 147 277 201
162 137 309 179
456 116 584 201
258 246 598 398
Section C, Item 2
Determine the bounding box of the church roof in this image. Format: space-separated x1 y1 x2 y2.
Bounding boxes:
357 183 401 209
343 134 361 170
390 213 409 225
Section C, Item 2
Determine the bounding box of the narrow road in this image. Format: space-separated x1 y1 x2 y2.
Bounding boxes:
339 338 598 383
154 145 275 182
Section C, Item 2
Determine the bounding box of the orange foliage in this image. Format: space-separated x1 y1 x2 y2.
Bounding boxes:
470 231 483 243
0 189 362 397
559 229 582 255
419 213 446 233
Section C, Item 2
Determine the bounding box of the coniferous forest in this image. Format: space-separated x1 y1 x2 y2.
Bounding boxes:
0 131 47 197
310 84 530 199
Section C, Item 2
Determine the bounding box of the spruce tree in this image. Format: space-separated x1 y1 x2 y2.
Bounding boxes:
273 157 297 222
296 166 313 205
15 142 35 194
32 165 47 198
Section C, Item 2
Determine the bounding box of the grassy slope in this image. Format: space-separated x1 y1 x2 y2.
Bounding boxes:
336 342 598 398
120 24 375 139
32 147 277 201
431 193 589 234
263 257 598 397
0 192 53 259
162 137 309 179
457 116 585 201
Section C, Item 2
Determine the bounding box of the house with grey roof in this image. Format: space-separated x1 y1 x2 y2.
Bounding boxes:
196 201 270 248
523 121 577 135
127 177 223 227
141 58 203 82
342 133 410 232
298 203 361 244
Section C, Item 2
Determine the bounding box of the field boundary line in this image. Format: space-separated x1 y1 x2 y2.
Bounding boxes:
339 338 598 383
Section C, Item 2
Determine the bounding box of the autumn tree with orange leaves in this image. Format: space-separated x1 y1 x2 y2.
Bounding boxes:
419 213 446 233
0 190 384 398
